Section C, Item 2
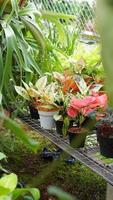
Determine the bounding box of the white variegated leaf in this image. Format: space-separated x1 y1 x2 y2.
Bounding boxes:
15 86 29 100
35 76 47 90
53 72 64 82
22 81 29 90
27 88 39 97
91 84 103 93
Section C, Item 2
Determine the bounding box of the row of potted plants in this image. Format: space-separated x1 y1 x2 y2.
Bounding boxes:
14 71 113 158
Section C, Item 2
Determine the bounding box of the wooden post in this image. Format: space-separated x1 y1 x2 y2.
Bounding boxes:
106 183 113 200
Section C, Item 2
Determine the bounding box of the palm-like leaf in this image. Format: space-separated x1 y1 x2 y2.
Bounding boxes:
0 0 77 109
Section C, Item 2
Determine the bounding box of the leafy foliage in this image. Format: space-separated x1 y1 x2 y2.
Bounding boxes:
48 186 76 200
0 0 76 109
0 173 40 200
97 0 113 107
0 112 40 152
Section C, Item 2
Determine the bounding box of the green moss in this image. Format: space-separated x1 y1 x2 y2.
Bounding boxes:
0 128 106 200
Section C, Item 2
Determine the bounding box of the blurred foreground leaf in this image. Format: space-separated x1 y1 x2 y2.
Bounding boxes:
97 0 113 107
0 113 40 153
48 186 76 200
12 188 40 200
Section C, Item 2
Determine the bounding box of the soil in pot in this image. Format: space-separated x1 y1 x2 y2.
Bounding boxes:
97 134 113 158
68 127 87 148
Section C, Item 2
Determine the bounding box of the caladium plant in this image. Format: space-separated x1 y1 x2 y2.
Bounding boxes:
74 75 103 97
67 92 107 127
14 76 48 100
15 75 61 110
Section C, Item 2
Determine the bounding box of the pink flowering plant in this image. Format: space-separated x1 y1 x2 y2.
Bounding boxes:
67 92 107 127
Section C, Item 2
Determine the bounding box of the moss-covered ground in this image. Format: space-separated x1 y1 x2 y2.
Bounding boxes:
0 124 106 200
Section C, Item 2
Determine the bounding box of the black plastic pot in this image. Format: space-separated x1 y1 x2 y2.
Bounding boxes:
55 120 74 137
97 134 113 158
29 104 39 119
68 127 87 148
55 120 63 136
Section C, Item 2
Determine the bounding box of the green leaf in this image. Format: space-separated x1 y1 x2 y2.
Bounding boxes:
62 117 70 137
0 152 6 161
12 188 40 200
0 48 3 86
18 3 40 17
0 114 40 153
97 0 113 107
35 76 47 91
53 19 67 46
48 186 75 200
21 17 46 57
0 186 11 196
0 195 12 200
0 92 2 105
41 11 76 21
0 173 17 195
14 86 29 100
11 0 18 16
53 113 62 121
0 0 9 16
19 41 42 75
75 76 90 96
1 22 16 91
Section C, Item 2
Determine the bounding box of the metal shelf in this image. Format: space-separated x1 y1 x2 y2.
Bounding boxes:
20 116 113 185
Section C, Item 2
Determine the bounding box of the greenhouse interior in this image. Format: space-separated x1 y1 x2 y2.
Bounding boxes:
0 0 113 200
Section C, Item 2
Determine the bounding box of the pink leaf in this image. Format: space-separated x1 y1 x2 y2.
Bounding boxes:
67 107 78 118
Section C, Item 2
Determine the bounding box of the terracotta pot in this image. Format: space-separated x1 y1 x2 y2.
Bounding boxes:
68 127 87 148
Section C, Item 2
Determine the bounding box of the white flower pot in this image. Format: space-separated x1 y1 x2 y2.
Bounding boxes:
38 110 57 130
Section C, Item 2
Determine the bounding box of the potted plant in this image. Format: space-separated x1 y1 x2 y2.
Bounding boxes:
53 72 104 138
54 106 72 137
36 81 60 130
95 110 113 158
15 81 39 118
15 76 60 129
14 76 47 117
67 92 107 148
53 72 77 137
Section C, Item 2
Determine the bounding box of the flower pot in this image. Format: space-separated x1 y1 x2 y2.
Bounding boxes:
97 134 113 158
38 110 57 130
55 120 63 136
29 104 39 119
68 127 87 148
